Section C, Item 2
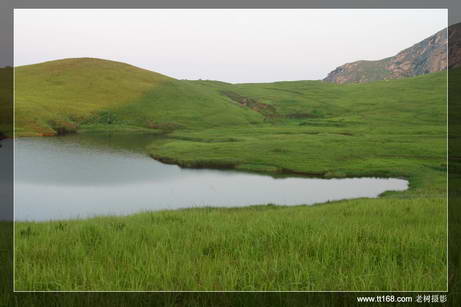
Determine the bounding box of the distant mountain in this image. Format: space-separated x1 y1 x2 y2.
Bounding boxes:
324 24 460 84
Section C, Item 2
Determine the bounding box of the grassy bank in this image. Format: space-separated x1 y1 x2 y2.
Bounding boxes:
15 197 446 291
147 72 447 196
14 59 448 291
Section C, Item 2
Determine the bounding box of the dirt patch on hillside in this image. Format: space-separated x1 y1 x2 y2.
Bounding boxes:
220 91 278 120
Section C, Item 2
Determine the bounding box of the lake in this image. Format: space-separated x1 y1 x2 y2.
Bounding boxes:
13 134 408 221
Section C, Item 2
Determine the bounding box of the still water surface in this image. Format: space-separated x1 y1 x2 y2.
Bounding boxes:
14 134 408 221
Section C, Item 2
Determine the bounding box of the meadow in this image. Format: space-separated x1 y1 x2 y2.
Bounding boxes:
13 58 448 291
15 198 445 291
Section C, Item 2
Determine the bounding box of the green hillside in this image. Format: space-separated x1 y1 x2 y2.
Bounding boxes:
15 57 447 138
148 71 446 193
14 58 264 136
199 71 446 125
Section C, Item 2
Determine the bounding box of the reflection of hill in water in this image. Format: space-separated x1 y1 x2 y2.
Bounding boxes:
15 135 183 186
58 133 168 154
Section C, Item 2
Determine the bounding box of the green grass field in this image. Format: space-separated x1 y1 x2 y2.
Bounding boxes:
15 198 446 291
13 58 448 291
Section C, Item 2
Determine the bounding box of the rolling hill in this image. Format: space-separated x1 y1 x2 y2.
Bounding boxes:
14 58 264 136
14 56 447 137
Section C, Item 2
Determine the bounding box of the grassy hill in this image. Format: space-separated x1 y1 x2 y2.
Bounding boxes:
15 57 447 138
204 71 446 125
14 58 264 136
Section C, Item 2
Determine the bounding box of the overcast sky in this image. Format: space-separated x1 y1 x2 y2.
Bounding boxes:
14 9 447 83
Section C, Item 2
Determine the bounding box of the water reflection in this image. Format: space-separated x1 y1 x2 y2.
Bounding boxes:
14 134 408 221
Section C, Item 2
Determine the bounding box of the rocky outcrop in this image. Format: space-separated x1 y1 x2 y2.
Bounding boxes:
449 23 461 69
324 23 461 84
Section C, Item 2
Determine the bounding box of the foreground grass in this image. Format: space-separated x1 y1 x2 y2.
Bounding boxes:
15 197 446 291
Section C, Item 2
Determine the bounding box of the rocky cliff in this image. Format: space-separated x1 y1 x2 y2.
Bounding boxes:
323 24 460 84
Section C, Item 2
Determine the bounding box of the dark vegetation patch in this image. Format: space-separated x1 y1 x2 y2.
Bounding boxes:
279 168 326 178
54 223 67 232
79 225 103 251
169 135 241 143
47 119 78 136
146 120 184 133
149 214 185 225
220 90 278 120
83 111 121 125
19 226 38 238
286 113 317 119
336 132 354 136
110 222 126 231
298 120 349 127
271 147 289 153
151 155 240 170
423 163 448 172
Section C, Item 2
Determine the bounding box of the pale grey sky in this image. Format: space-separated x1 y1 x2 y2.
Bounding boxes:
14 9 447 83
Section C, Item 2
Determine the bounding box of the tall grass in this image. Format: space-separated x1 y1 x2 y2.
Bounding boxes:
15 197 446 291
